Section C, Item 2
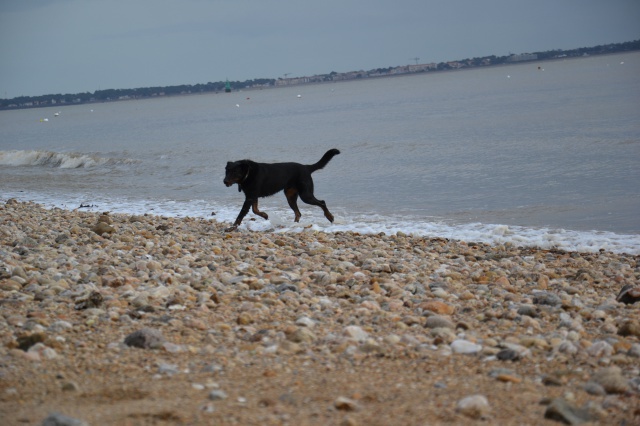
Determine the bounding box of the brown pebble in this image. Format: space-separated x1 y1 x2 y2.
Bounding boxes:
591 367 629 394
616 285 640 304
237 313 254 325
617 320 640 338
494 276 510 286
420 300 455 315
92 222 115 235
542 375 565 387
496 374 522 383
334 396 359 411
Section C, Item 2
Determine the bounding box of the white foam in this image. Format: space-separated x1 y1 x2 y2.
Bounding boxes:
3 191 639 255
0 150 137 169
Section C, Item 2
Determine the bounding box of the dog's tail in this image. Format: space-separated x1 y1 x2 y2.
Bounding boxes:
309 149 340 173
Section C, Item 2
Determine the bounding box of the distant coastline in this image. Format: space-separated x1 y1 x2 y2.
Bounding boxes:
2 39 638 111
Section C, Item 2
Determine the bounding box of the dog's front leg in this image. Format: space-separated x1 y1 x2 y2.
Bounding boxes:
225 198 253 232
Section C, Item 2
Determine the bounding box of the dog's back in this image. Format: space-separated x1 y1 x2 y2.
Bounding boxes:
249 161 306 197
242 149 340 197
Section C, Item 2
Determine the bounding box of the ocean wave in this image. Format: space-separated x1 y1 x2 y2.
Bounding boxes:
0 150 138 169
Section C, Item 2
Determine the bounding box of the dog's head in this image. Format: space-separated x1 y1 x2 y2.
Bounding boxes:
223 160 249 188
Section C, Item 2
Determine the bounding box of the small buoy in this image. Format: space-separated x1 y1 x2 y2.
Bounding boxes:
620 61 624 65
507 75 511 79
236 104 240 108
297 94 302 98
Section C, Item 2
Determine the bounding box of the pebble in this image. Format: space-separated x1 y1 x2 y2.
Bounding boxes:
208 390 228 401
456 395 490 419
616 284 640 304
496 374 522 384
334 396 360 411
123 328 166 349
295 316 316 328
584 382 607 396
617 320 640 338
501 343 530 359
158 363 179 375
28 343 57 360
41 413 89 426
61 381 80 392
517 304 538 317
92 222 115 235
586 341 614 358
544 398 595 425
450 340 482 355
590 367 629 394
496 349 520 361
343 326 368 342
424 315 455 330
532 291 562 307
287 327 316 344
420 300 455 315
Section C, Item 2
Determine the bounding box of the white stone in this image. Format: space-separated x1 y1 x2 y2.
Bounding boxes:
450 339 482 354
456 395 491 419
295 316 316 328
587 341 614 358
343 326 369 342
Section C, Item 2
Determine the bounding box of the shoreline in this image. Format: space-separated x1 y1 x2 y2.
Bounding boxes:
1 199 639 424
2 193 640 256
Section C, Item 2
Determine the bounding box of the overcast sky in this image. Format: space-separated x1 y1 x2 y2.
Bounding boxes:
1 0 639 98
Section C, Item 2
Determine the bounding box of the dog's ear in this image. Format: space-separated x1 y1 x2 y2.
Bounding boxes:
237 161 251 191
238 160 251 174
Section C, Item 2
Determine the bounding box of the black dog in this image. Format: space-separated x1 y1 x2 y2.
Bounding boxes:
223 149 340 231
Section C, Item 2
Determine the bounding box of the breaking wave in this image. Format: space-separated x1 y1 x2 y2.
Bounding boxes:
0 150 138 169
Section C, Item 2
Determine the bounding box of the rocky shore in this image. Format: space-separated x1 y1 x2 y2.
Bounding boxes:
1 199 639 425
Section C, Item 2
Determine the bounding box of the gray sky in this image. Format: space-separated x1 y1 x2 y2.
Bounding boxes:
1 0 639 98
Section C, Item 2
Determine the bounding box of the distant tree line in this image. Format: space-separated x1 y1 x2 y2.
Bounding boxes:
0 78 276 110
2 40 638 110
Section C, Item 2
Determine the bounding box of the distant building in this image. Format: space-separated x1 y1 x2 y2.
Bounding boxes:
408 63 437 72
507 53 538 62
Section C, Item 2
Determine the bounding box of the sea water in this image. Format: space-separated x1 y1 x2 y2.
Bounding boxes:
1 52 639 254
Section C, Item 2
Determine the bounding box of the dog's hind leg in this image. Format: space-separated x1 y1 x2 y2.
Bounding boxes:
285 188 302 222
299 190 334 223
251 201 269 220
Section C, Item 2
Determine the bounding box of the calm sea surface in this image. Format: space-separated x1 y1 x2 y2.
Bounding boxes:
1 52 639 253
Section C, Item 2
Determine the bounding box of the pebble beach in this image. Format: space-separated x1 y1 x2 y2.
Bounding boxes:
1 199 639 425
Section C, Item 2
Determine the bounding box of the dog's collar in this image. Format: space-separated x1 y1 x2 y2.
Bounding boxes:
237 167 250 191
241 168 250 183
